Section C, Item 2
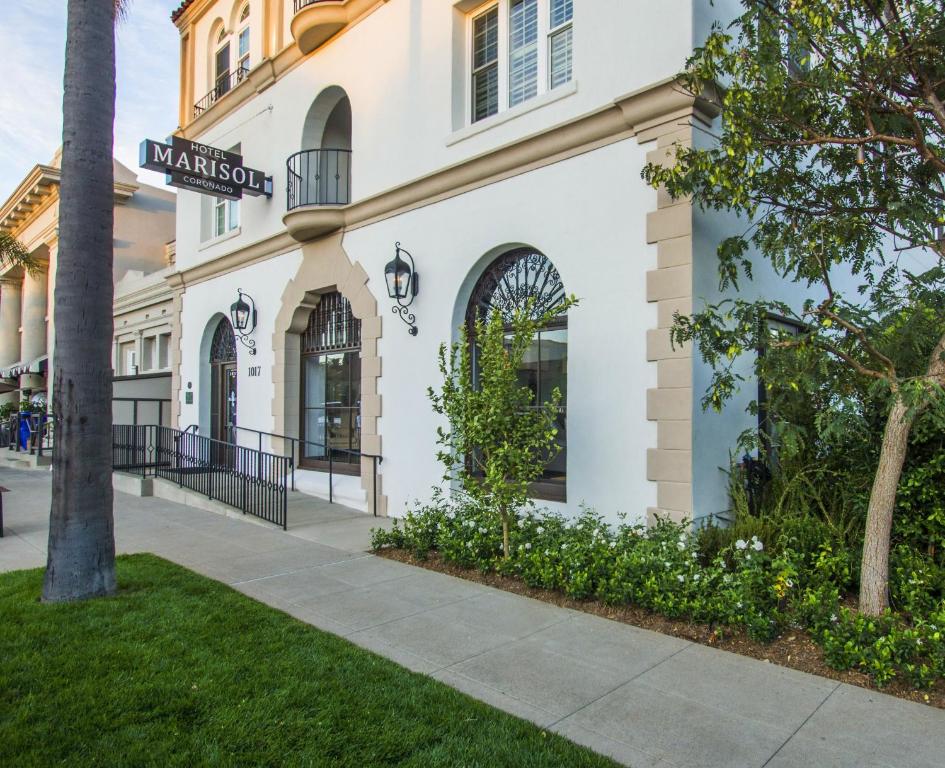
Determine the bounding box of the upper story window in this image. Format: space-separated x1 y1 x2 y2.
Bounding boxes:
238 5 251 73
213 196 240 238
215 29 231 95
470 0 574 124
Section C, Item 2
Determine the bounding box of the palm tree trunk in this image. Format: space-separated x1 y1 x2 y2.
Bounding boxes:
42 0 118 602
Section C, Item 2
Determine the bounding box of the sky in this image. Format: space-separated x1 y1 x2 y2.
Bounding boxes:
0 1 182 199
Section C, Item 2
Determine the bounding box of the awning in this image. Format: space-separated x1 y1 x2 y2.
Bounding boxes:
0 380 17 394
0 361 25 378
28 355 48 374
0 357 47 378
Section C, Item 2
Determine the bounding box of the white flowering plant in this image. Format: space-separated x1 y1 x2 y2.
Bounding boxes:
372 495 945 687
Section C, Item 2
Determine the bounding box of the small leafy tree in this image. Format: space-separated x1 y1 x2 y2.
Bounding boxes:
429 298 575 558
643 1 945 615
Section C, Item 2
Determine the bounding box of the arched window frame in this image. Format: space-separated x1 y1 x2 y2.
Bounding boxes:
466 248 568 501
209 317 237 364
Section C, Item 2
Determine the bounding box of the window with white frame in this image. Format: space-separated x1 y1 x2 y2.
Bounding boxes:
158 333 171 369
201 145 241 242
470 0 574 124
237 5 250 76
213 196 239 238
548 0 573 88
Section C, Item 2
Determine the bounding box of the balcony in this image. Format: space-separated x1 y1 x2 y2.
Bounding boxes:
284 149 351 241
291 0 379 55
193 67 250 119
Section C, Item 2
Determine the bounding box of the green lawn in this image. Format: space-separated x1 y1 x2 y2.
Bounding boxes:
0 554 616 767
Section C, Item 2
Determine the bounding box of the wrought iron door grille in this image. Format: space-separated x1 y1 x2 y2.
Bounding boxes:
302 292 361 353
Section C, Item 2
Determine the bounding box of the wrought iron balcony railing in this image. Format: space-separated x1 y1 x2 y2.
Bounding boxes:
293 0 333 12
193 67 250 119
286 149 352 210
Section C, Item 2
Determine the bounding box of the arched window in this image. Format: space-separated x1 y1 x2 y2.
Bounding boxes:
209 317 236 363
239 4 250 22
209 318 237 445
466 248 568 500
300 292 361 474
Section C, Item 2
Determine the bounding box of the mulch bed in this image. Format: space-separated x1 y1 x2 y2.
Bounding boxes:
377 547 945 709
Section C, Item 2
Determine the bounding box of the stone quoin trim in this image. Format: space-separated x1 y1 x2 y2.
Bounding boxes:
640 106 714 526
270 233 387 516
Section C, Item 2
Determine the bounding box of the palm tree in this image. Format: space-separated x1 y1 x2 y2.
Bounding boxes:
42 0 127 602
0 232 36 270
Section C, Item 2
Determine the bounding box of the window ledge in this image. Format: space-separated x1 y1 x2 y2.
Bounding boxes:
198 227 242 252
447 80 578 148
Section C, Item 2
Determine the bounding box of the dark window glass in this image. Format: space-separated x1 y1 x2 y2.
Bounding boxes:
472 7 499 121
300 293 361 473
467 249 568 500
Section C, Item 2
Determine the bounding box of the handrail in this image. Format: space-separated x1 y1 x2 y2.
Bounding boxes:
5 412 54 458
113 424 289 529
229 424 382 516
286 148 352 210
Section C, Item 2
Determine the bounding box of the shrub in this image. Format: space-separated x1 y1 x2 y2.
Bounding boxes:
373 496 945 688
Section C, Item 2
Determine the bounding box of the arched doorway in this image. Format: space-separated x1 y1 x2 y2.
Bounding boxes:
208 317 237 445
466 248 569 501
299 291 361 475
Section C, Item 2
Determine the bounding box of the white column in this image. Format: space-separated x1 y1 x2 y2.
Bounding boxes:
0 276 22 366
0 276 22 406
45 240 57 407
19 263 48 393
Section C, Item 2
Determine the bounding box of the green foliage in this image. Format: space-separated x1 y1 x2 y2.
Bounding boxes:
372 497 945 689
0 554 618 768
0 232 37 274
428 297 575 557
642 3 945 613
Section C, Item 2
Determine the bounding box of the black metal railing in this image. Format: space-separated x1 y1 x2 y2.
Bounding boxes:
228 424 382 517
5 412 54 458
286 149 352 210
194 67 250 118
112 424 290 529
293 0 333 13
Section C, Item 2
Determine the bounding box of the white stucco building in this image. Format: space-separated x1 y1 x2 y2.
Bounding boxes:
162 0 793 525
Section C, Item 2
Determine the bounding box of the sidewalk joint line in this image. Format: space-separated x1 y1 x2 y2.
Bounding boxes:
545 641 693 730
760 681 841 768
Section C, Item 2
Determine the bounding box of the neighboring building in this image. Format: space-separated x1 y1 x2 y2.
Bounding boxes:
161 0 811 523
112 241 178 427
0 151 176 420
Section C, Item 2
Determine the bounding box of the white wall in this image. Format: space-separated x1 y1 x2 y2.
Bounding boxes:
176 138 657 524
175 0 694 273
342 137 658 524
177 248 303 443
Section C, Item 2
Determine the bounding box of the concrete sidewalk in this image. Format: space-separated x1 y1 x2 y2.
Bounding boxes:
1 466 941 768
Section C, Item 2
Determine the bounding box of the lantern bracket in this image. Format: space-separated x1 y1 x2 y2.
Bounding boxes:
230 288 258 355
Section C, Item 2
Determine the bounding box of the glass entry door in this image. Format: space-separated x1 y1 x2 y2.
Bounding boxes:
301 351 360 472
299 292 361 475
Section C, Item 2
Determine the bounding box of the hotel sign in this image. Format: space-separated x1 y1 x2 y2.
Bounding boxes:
139 137 272 199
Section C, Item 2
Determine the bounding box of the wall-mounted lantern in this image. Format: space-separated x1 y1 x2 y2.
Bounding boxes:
385 242 419 336
230 288 258 355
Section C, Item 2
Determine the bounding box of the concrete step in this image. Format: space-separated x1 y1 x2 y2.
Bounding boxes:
0 452 51 470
